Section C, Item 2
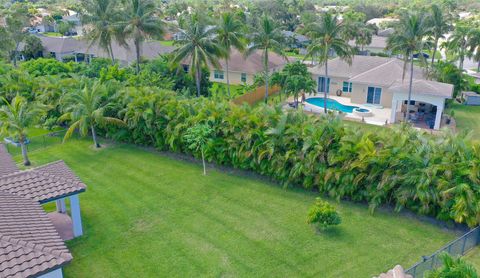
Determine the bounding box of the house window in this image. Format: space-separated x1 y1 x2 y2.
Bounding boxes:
318 76 330 93
342 81 352 93
367 87 382 104
241 73 247 83
214 70 224 79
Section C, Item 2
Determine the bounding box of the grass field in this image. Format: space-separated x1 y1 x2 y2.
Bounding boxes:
15 138 457 277
449 102 480 139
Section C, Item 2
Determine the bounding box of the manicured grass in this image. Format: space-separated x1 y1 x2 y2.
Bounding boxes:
159 40 175 46
449 102 480 139
42 32 63 37
17 139 457 277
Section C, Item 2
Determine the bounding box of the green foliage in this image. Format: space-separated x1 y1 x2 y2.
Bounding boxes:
431 61 469 97
426 253 478 278
307 198 341 229
22 35 44 60
20 58 73 76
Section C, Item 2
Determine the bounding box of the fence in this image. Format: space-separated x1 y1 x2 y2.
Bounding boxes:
232 85 280 105
405 226 480 277
4 129 66 156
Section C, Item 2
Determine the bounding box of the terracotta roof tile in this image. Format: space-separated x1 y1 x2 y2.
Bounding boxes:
0 160 86 203
0 192 72 278
0 145 19 178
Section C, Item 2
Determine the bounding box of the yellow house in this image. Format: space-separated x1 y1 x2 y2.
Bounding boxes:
209 49 289 85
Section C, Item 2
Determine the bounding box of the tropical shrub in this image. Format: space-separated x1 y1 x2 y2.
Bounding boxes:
307 198 341 229
20 58 73 76
426 253 478 278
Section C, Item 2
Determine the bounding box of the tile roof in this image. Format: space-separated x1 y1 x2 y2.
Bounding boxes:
0 161 86 204
0 145 18 178
0 149 84 277
349 35 388 50
309 55 453 99
214 49 289 74
0 191 72 278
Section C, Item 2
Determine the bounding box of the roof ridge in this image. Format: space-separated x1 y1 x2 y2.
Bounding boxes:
349 58 397 81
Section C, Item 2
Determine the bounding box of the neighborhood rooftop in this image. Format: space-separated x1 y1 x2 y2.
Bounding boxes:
215 49 288 75
0 145 86 278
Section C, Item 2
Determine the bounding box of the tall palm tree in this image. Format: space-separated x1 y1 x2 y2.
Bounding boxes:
172 15 224 97
444 22 470 72
81 0 125 64
467 28 480 72
246 15 287 104
121 0 165 74
0 96 45 166
387 11 430 121
427 4 451 67
305 12 353 113
217 12 246 97
59 81 125 148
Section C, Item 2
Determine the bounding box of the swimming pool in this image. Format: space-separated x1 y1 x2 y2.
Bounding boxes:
305 97 359 113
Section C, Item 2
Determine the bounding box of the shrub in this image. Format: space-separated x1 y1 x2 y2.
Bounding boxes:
20 58 72 76
307 198 341 229
426 253 478 278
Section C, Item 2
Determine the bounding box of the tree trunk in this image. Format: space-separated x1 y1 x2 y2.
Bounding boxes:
324 57 329 114
406 55 414 122
134 39 141 74
264 49 269 104
195 64 201 97
13 41 20 67
20 140 30 166
201 148 206 175
91 125 100 148
459 55 464 72
109 42 115 65
431 38 438 67
477 59 480 72
226 59 231 98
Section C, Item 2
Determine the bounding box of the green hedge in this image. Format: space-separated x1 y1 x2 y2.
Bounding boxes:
114 88 480 227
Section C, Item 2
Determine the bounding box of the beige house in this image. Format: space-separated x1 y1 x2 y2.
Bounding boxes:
349 35 389 55
209 49 288 85
308 55 454 129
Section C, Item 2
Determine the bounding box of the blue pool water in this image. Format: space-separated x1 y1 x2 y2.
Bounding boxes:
305 98 359 113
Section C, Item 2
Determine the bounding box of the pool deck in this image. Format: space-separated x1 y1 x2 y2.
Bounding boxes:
303 95 392 126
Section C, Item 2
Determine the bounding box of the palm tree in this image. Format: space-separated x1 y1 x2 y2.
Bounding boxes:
427 4 451 67
217 12 246 97
172 14 224 97
0 96 45 166
121 0 165 74
59 81 125 148
245 15 286 104
444 22 470 72
387 11 430 121
81 0 125 64
305 12 353 113
467 28 480 72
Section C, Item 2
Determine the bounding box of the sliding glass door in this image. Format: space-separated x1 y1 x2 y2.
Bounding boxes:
367 87 382 104
318 76 330 93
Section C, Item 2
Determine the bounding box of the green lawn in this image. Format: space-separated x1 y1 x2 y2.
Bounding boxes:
159 40 175 46
210 82 245 100
42 32 63 37
449 102 480 139
15 138 457 277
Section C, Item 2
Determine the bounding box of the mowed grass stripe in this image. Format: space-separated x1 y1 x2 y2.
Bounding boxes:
20 139 456 277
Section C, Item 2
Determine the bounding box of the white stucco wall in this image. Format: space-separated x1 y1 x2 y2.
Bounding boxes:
38 268 63 278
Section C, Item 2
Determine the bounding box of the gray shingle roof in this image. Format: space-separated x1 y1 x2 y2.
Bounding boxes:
0 161 86 204
0 145 18 178
214 49 288 74
0 191 72 278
